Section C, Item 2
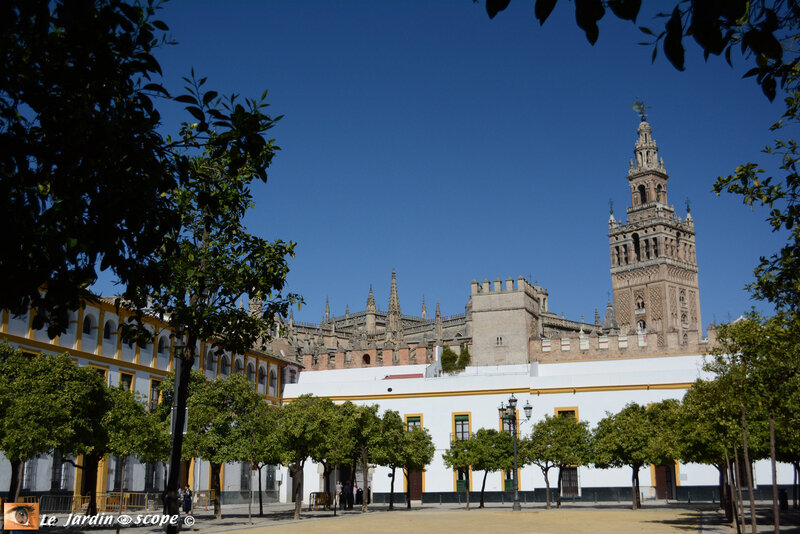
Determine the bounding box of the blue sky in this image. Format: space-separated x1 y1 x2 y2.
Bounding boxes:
128 1 790 330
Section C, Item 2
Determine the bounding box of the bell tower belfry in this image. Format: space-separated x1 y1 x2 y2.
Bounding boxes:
608 111 701 344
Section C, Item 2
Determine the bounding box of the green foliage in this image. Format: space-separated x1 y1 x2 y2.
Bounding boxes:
182 374 264 464
0 0 178 336
441 346 470 373
526 414 591 470
440 347 458 371
401 427 436 474
593 402 653 509
457 346 471 368
105 386 168 464
524 414 591 509
0 348 109 462
468 428 513 508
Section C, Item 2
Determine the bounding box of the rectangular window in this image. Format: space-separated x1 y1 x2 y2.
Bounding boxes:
90 365 109 384
406 416 421 431
22 458 38 490
555 407 578 419
119 372 134 392
454 414 470 441
149 380 161 413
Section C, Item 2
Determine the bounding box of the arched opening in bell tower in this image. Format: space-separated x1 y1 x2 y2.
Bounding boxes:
632 233 641 262
637 184 647 204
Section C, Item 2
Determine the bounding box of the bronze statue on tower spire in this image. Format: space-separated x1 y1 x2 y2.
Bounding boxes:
632 99 649 122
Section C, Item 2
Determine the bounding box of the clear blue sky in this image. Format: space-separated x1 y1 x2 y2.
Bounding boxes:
123 1 790 330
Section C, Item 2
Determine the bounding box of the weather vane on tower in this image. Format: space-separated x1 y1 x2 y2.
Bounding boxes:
632 99 650 122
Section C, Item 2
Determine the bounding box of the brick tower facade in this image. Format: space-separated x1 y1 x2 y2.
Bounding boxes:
608 117 701 344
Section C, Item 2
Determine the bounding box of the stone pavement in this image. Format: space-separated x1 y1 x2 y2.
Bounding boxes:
37 501 800 534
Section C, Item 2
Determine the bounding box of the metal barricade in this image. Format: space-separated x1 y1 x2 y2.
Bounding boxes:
195 490 216 511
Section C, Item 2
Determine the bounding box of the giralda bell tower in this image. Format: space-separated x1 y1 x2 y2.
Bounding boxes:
608 110 701 345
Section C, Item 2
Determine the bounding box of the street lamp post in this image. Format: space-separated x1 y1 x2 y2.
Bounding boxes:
498 394 532 511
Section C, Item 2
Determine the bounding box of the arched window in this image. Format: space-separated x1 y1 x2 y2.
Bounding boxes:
682 333 688 345
82 315 93 335
157 337 167 354
247 363 255 382
637 184 647 204
656 184 663 202
362 354 371 365
635 297 645 310
679 290 687 306
220 355 231 377
681 313 689 328
103 321 114 340
234 358 244 375
637 320 646 333
206 350 217 374
632 233 641 262
269 369 277 396
258 367 267 386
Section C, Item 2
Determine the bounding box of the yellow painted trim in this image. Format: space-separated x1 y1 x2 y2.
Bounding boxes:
555 406 580 419
76 307 85 351
188 458 195 489
95 310 105 355
151 334 159 368
97 456 109 494
1 309 8 333
675 461 681 486
220 464 225 491
0 332 169 376
73 454 83 495
134 343 141 365
284 383 694 403
650 463 656 488
119 371 135 393
27 308 35 338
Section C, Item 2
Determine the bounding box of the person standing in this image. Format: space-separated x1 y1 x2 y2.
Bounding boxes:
335 480 343 509
182 484 193 516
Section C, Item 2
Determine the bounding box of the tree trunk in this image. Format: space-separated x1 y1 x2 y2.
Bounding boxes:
480 470 488 508
388 467 395 510
768 409 779 534
166 343 195 534
542 467 551 510
740 406 757 534
361 449 369 512
725 447 741 534
734 444 747 532
84 453 100 516
465 477 470 510
557 467 563 508
631 466 640 510
794 461 799 510
210 462 222 519
292 462 303 520
8 459 22 504
257 465 263 516
719 463 733 524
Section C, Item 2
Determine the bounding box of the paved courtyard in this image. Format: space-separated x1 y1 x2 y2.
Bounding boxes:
41 502 800 534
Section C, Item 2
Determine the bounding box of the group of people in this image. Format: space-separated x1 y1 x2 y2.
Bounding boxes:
334 480 367 510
